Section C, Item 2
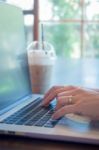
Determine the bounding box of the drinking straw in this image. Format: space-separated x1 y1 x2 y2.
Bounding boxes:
41 24 45 50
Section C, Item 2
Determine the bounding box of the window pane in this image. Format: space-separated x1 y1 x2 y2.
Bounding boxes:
40 23 81 58
24 15 34 45
84 23 99 57
85 0 99 20
40 0 81 20
6 0 34 10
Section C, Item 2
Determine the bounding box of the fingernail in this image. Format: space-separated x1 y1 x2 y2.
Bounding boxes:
41 101 49 107
52 114 57 120
41 101 46 106
51 115 55 120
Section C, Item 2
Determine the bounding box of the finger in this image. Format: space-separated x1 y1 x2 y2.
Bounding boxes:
42 85 77 106
44 85 75 99
55 96 69 110
44 86 63 99
52 104 76 119
55 94 80 110
42 87 65 106
58 87 83 97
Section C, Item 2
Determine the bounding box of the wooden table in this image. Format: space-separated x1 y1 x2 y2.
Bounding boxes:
0 58 99 150
0 135 99 150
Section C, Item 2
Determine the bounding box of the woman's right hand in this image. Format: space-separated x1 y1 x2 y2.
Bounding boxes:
42 85 99 120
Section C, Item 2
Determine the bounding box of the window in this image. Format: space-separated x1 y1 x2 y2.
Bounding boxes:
39 0 99 58
2 0 34 44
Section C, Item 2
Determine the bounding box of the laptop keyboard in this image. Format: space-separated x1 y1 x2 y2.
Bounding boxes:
2 98 60 128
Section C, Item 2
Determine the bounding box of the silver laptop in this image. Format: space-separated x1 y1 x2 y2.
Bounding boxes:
0 2 99 145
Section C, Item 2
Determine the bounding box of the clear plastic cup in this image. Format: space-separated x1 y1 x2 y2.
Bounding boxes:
27 41 56 94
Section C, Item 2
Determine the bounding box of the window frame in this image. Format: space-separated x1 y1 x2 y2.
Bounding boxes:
39 0 99 57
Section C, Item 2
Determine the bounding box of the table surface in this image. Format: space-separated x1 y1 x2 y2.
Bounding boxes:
52 58 99 88
0 58 99 150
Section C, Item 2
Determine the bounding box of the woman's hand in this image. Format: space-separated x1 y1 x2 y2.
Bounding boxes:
42 86 99 120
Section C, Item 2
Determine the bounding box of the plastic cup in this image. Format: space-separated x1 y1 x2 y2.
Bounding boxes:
27 41 56 94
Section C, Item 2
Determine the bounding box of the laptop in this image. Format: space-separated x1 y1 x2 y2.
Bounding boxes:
0 2 99 145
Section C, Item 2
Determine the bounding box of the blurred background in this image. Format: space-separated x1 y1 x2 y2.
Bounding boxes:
1 0 99 58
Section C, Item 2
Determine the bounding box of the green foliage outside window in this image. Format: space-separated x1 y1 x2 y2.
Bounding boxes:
40 0 99 58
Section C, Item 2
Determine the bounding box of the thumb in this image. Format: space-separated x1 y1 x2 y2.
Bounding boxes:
52 105 76 119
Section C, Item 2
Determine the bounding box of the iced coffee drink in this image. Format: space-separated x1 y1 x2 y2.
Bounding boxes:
27 41 56 94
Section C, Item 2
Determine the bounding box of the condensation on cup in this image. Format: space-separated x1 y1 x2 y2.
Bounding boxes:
27 41 56 94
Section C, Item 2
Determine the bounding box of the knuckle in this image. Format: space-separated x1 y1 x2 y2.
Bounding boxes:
57 93 61 97
68 85 76 89
72 88 82 95
76 88 85 94
54 87 60 94
52 86 58 91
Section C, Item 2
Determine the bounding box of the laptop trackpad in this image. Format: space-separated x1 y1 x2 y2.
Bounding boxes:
58 114 91 132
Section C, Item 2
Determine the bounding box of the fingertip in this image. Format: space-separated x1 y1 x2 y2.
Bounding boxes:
41 100 48 106
52 105 76 119
51 110 61 120
55 105 59 111
52 114 58 120
41 101 45 106
43 94 47 100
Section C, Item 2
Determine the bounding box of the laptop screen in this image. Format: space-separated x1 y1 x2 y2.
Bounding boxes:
0 3 32 113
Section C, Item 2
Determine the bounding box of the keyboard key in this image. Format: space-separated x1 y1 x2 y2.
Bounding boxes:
44 119 60 128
